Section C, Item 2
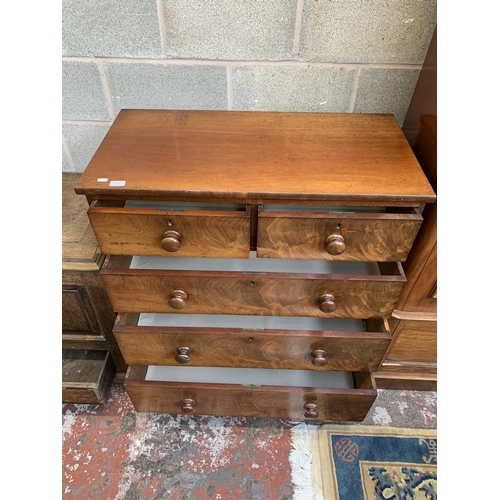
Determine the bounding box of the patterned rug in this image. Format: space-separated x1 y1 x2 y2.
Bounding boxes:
311 425 437 500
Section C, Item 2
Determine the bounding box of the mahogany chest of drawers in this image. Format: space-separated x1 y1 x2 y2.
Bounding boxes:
75 109 435 420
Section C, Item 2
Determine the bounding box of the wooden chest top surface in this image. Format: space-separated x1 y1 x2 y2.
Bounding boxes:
75 110 436 204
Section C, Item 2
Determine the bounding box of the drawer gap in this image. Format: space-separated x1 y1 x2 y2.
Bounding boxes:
92 200 126 208
124 200 247 212
144 366 355 389
136 313 368 331
129 254 382 276
261 205 419 215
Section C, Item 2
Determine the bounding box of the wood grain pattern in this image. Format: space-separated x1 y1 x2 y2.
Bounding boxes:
385 318 437 363
62 285 101 335
101 267 405 319
88 202 251 257
396 203 437 312
62 269 116 339
113 314 391 371
391 310 437 322
63 173 102 271
124 370 376 420
376 362 437 374
374 371 436 391
257 209 422 262
74 110 436 204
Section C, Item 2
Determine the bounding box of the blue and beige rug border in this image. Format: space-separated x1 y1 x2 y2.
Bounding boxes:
290 424 437 500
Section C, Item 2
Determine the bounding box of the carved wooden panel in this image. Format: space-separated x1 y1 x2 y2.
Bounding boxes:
62 285 101 336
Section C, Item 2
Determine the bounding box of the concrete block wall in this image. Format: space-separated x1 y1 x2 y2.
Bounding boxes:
62 0 437 172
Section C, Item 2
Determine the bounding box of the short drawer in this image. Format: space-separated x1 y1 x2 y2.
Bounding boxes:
87 200 250 258
101 256 406 319
257 205 422 261
124 365 377 421
114 314 391 371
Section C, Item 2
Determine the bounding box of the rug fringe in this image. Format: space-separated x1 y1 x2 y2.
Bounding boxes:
289 422 324 500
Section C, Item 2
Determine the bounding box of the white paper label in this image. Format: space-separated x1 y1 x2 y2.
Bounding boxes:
97 178 108 182
109 180 126 187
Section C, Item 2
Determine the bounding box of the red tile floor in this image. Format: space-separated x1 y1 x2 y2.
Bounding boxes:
62 385 436 499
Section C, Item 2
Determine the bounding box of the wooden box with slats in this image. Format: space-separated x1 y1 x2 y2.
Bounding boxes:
74 110 435 419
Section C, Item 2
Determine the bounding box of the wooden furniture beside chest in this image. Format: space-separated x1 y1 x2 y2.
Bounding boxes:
374 115 437 390
62 173 127 404
75 110 435 420
372 28 437 391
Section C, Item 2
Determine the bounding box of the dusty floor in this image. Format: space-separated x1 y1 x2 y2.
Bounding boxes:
62 385 437 499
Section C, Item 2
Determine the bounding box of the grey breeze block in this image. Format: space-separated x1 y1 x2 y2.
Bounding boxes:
232 65 356 112
62 61 110 121
353 68 421 125
299 0 437 64
62 0 162 58
161 0 297 60
63 124 111 173
105 63 228 112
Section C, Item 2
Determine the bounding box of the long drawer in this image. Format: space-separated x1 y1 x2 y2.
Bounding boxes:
114 314 391 371
87 201 251 258
101 256 406 318
124 365 377 421
257 205 423 261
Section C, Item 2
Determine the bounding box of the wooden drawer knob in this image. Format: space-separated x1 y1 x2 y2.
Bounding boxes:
311 349 328 367
304 403 319 419
181 398 196 413
175 347 191 364
319 293 337 313
169 290 188 309
325 234 346 255
161 230 182 252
